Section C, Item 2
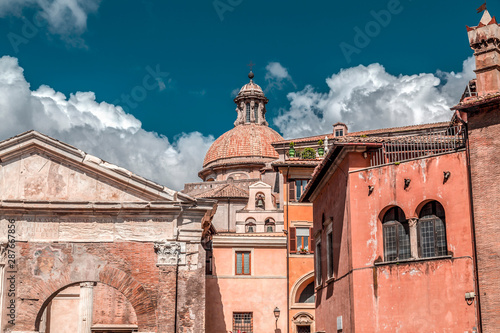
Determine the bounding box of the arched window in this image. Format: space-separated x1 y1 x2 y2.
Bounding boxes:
246 103 251 123
298 282 315 303
418 201 447 258
245 218 256 233
383 207 410 261
254 102 259 123
265 218 275 232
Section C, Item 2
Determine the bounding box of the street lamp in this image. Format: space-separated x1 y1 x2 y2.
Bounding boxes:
273 307 280 329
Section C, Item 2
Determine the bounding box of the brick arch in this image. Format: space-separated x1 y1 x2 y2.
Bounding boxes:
25 265 157 332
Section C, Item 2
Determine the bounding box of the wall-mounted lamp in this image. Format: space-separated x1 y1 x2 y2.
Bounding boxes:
443 171 451 184
363 152 368 159
273 307 280 329
368 185 374 195
404 179 411 190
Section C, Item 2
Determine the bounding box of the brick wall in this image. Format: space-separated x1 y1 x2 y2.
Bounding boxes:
467 105 500 332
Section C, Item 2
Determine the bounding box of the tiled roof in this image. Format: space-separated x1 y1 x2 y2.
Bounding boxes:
272 159 322 168
203 124 283 167
195 183 249 199
452 92 500 110
272 122 450 145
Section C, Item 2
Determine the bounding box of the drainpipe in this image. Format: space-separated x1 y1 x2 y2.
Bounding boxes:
286 166 290 333
465 125 482 333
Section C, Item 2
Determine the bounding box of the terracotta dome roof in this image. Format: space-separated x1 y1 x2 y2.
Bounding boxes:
203 124 283 168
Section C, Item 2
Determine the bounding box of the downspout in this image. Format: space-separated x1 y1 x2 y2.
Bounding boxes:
286 166 290 333
464 124 482 333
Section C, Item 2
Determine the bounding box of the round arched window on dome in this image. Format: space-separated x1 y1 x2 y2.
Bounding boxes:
246 103 251 123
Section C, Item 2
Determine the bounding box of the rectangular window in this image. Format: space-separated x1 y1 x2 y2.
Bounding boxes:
296 227 310 252
335 129 344 137
327 231 334 279
254 103 259 122
236 251 251 275
233 312 253 333
292 179 309 202
315 240 322 286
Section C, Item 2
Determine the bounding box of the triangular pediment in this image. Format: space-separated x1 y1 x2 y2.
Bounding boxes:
0 131 194 203
249 181 271 188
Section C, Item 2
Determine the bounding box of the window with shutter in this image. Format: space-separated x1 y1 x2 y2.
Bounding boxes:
289 227 297 253
309 228 314 254
288 180 296 202
236 251 251 275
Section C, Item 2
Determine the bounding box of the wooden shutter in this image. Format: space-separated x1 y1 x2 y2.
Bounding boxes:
309 227 315 254
289 227 297 253
288 180 296 202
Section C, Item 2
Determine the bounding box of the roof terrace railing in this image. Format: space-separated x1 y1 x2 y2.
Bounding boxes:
369 125 466 167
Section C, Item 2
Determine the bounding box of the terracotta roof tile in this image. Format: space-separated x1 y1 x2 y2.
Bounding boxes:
272 122 450 145
204 124 283 168
195 183 249 199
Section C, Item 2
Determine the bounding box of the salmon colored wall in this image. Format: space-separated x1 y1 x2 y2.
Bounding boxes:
312 157 352 333
312 151 477 332
206 247 288 333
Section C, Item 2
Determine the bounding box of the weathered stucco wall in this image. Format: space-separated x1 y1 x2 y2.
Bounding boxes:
206 246 287 333
312 151 477 332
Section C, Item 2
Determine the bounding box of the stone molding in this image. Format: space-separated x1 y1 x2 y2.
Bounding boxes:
212 235 286 248
154 241 186 266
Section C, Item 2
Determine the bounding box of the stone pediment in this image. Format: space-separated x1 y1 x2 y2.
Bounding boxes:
248 181 271 188
0 131 194 203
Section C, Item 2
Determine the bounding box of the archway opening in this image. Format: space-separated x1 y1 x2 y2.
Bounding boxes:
38 282 138 333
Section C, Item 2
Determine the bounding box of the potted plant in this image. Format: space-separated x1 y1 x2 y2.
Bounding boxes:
302 147 316 159
317 139 324 156
289 141 296 157
299 246 308 254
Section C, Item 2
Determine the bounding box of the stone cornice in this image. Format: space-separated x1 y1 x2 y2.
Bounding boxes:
212 234 286 248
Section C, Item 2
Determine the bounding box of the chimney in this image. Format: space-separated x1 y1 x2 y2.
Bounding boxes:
467 10 500 96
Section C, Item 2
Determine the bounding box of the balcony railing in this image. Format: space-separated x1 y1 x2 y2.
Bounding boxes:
369 125 466 167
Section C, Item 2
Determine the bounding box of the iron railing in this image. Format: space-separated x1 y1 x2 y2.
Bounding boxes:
370 125 466 167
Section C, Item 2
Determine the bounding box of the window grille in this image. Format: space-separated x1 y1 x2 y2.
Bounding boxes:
254 103 259 123
383 207 410 261
418 201 447 258
233 312 253 333
246 103 251 122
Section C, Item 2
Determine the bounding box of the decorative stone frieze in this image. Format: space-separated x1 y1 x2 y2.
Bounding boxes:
154 241 186 266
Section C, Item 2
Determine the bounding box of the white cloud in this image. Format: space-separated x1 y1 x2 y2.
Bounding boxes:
0 0 100 35
273 57 476 138
265 62 296 92
0 56 214 190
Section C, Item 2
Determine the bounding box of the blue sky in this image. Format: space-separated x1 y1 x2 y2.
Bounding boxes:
0 0 492 189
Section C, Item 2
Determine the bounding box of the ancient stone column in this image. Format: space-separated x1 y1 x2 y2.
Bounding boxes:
77 282 95 333
408 218 419 259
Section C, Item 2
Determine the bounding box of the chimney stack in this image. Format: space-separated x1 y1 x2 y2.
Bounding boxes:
467 10 500 96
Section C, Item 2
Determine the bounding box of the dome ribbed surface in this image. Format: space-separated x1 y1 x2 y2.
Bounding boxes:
203 124 283 168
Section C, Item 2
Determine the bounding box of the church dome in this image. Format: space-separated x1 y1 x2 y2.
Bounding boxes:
200 71 283 177
203 124 283 168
